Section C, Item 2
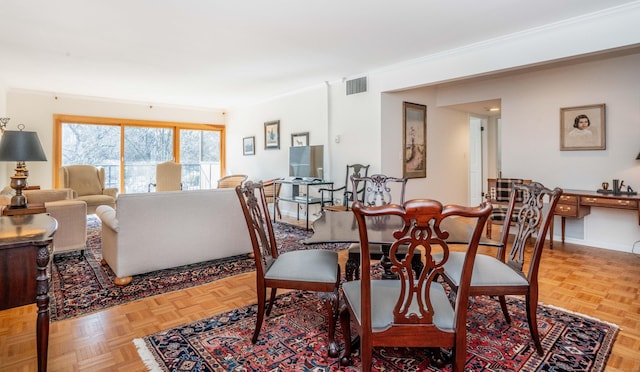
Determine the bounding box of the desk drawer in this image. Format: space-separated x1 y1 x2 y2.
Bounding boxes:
581 196 638 210
555 204 578 217
559 195 578 205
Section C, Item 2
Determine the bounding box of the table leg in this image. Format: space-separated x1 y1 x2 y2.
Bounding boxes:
380 244 397 280
36 244 51 372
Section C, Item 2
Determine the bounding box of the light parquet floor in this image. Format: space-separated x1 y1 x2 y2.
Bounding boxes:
1 217 639 371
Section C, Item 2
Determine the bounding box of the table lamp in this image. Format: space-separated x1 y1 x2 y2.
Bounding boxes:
0 124 48 209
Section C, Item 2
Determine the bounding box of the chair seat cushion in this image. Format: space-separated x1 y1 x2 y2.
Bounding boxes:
78 194 116 207
265 249 338 283
442 252 529 287
342 279 455 332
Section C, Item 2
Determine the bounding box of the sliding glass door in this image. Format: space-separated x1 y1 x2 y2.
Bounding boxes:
55 115 225 193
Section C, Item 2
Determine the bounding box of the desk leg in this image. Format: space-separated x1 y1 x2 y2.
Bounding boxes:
549 216 554 249
561 216 566 243
35 244 51 372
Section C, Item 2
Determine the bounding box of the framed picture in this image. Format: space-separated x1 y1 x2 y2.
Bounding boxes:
560 104 606 151
264 120 280 149
243 136 255 155
291 132 309 147
403 102 427 179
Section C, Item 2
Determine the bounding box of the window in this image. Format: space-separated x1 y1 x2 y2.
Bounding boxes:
54 115 225 193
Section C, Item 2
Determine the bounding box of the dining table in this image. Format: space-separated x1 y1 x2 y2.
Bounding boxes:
304 210 501 246
303 210 501 279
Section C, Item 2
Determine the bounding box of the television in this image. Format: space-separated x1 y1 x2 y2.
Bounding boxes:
289 145 324 180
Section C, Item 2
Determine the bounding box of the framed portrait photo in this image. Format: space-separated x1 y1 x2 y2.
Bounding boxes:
243 136 255 156
560 104 606 151
291 132 309 147
264 120 280 150
402 102 427 179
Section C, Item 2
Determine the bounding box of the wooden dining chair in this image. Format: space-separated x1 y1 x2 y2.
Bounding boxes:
344 174 422 281
235 181 341 357
339 199 492 371
485 178 532 238
262 178 282 219
319 163 369 211
439 181 562 356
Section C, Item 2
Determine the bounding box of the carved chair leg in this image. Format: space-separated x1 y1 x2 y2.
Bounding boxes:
252 286 267 344
498 295 512 323
525 294 544 356
265 288 277 316
339 304 353 366
319 291 339 358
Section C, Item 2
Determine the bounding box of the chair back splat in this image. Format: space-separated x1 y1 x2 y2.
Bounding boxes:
320 163 370 211
345 174 413 281
235 181 341 358
339 198 492 371
440 181 562 357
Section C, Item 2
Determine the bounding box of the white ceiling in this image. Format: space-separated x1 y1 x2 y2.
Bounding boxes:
0 1 635 110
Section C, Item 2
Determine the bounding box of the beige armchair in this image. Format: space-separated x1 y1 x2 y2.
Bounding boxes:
60 165 118 214
148 161 182 192
1 187 88 255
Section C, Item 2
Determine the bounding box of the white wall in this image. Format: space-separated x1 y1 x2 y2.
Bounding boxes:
5 90 224 189
0 83 7 183
434 53 640 252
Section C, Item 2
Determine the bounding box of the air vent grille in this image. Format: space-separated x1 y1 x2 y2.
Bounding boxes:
346 76 367 95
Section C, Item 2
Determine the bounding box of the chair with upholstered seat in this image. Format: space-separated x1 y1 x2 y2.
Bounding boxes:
319 164 369 211
486 178 531 238
60 164 118 214
148 161 182 192
344 174 422 281
339 199 492 371
439 181 562 356
262 178 282 219
235 181 341 357
217 174 248 189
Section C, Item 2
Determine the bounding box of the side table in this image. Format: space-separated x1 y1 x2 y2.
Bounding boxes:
2 203 47 216
0 214 58 372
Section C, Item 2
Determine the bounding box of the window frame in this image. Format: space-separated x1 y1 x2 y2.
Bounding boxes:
53 114 226 191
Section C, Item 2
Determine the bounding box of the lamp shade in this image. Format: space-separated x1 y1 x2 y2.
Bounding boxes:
0 130 47 161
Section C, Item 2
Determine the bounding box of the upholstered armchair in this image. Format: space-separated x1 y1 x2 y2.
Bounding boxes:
1 187 88 255
60 165 118 214
217 174 248 189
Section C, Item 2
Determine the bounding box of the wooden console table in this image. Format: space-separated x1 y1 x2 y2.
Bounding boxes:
551 189 640 248
0 214 58 372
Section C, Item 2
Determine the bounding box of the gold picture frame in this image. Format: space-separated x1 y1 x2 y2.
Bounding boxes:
264 120 280 150
403 102 427 178
560 104 606 151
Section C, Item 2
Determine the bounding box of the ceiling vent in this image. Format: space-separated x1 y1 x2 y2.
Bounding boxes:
345 76 367 95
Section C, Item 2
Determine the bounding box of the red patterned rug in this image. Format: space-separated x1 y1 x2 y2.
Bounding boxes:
134 290 618 371
49 216 346 321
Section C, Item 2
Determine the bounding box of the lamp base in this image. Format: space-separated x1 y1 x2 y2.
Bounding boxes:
9 164 28 209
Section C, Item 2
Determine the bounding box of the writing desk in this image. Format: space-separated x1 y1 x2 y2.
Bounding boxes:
0 214 57 372
551 189 639 248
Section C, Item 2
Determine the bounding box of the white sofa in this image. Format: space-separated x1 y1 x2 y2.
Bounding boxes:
96 188 252 285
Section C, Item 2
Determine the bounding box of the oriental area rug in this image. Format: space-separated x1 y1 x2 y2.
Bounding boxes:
49 215 346 321
134 291 618 372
